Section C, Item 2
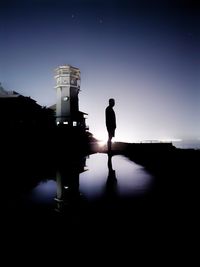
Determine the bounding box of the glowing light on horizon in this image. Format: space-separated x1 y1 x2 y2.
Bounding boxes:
94 131 134 144
94 130 184 144
158 138 182 143
98 140 107 147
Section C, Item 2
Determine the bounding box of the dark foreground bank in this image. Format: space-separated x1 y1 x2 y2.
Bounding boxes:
1 136 199 260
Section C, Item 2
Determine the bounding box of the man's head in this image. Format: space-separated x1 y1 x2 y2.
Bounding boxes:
109 98 115 107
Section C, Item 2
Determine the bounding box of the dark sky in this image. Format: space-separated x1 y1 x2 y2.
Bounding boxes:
0 0 199 142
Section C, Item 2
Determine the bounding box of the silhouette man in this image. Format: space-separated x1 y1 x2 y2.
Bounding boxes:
105 98 116 152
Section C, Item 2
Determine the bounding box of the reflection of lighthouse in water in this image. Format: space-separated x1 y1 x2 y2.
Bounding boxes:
54 156 87 212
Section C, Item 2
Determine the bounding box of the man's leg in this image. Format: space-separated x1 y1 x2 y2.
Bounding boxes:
107 133 112 152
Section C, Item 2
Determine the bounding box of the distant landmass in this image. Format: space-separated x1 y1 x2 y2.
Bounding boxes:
172 140 200 150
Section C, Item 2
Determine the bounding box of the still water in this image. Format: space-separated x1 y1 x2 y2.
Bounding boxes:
29 153 153 208
80 153 152 199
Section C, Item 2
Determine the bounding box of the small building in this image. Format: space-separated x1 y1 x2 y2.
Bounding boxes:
0 83 54 129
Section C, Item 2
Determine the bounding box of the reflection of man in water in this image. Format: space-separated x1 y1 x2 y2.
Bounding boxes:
105 98 116 152
105 154 117 199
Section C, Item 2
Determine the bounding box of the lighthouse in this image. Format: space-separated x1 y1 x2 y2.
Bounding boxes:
54 65 81 126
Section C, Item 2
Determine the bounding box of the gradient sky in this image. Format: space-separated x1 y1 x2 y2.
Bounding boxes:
0 0 199 142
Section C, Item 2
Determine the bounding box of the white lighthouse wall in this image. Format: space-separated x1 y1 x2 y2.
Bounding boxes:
61 86 70 121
